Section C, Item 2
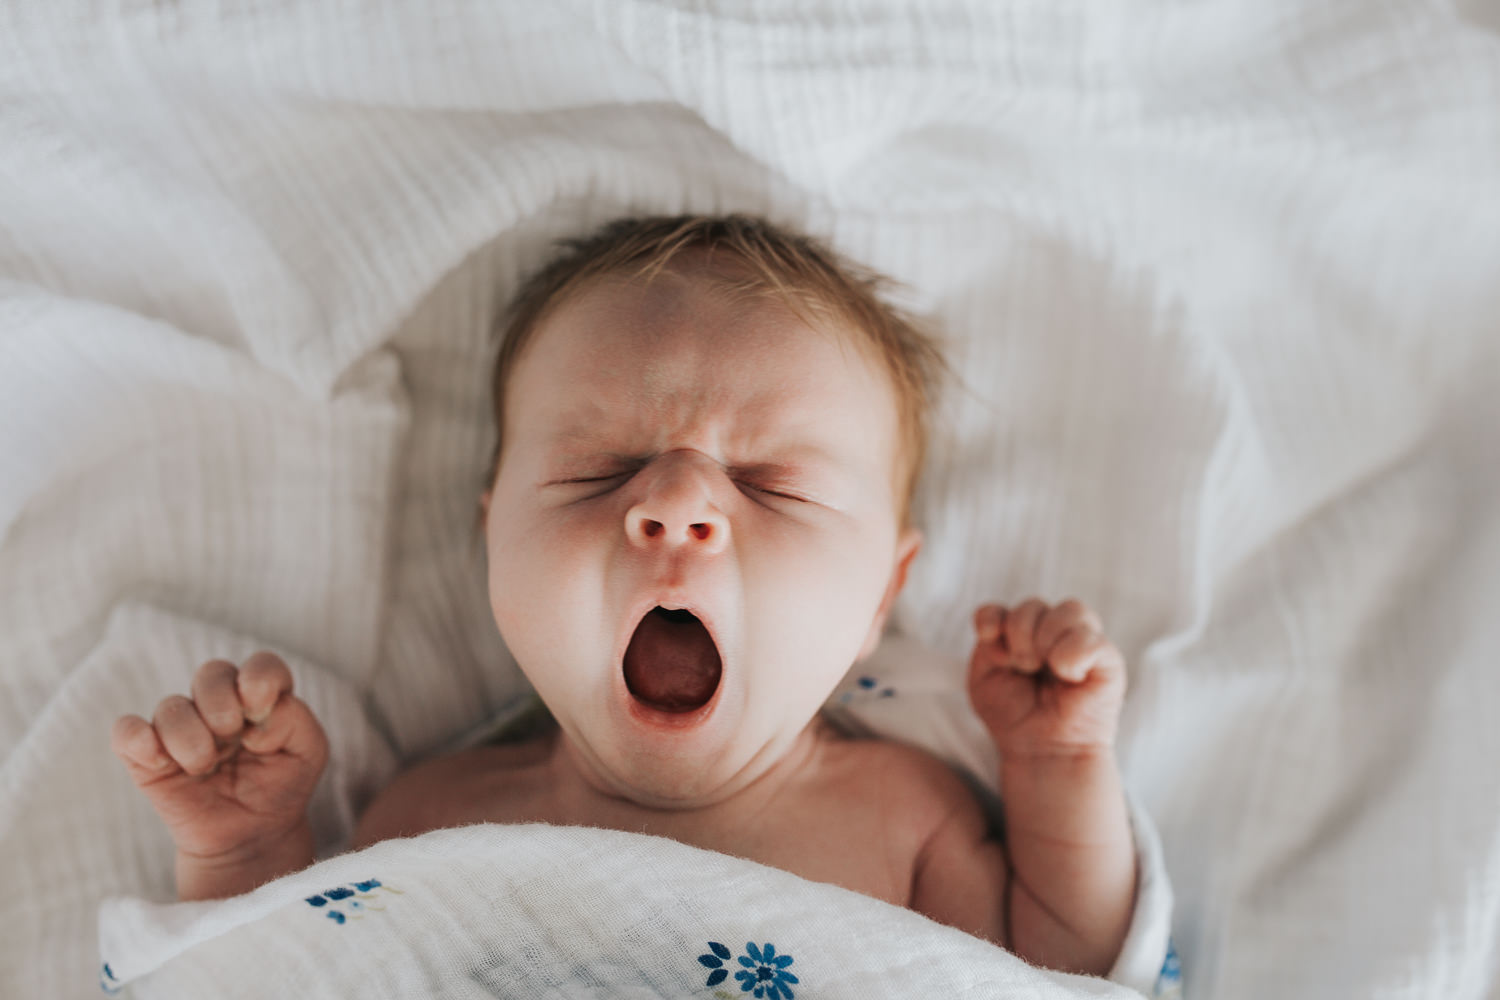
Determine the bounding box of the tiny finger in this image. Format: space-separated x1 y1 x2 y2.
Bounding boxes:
237 651 294 725
240 693 329 769
1035 599 1102 660
111 715 176 776
967 640 1009 688
190 659 245 739
973 604 1006 644
1004 598 1047 672
152 695 218 776
1049 626 1121 684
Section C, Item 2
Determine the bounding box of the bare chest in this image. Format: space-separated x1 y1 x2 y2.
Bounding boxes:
414 743 929 908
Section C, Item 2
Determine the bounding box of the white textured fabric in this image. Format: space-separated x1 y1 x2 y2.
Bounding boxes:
2 2 1497 998
95 823 1154 999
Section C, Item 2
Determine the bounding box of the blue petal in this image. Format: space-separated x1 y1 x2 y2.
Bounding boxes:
778 971 800 984
325 887 354 901
305 895 327 907
774 954 794 968
735 970 755 985
738 956 757 968
762 943 776 962
746 942 764 963
699 955 724 969
706 969 727 987
709 941 732 960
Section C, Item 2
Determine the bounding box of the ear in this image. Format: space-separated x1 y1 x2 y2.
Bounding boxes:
476 489 492 535
856 527 923 661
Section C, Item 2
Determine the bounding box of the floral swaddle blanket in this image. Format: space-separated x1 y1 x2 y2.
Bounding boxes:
99 822 1176 999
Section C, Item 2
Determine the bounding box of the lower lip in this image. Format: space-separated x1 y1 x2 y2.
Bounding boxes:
616 603 725 732
623 687 722 731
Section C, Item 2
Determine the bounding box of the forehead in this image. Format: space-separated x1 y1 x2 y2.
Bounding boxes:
507 270 899 445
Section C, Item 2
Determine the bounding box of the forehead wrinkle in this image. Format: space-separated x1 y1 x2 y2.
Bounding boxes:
516 268 900 489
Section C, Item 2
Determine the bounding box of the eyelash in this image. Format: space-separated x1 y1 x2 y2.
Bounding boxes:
560 474 805 503
739 483 804 503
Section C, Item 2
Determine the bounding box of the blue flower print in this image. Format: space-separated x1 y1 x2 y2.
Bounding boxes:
735 942 798 999
698 941 734 987
836 676 895 704
1154 938 1183 999
699 941 798 998
305 878 402 926
99 961 123 995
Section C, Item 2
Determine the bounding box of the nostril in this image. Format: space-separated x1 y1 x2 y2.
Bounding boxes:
630 514 720 545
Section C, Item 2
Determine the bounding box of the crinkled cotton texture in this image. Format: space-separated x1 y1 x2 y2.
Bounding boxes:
0 2 1496 999
96 818 1174 999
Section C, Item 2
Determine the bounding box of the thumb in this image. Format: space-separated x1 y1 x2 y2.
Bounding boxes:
240 694 328 767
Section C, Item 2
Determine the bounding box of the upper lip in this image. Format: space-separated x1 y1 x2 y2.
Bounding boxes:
628 597 714 633
618 595 724 670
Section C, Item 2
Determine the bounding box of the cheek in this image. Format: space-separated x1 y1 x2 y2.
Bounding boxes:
743 516 894 679
485 503 610 665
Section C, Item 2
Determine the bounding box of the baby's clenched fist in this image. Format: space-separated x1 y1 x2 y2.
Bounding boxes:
111 652 328 868
967 598 1126 761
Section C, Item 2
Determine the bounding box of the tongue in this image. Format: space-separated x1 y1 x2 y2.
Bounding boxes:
623 608 722 712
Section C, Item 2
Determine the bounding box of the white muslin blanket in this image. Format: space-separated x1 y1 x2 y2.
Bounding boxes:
98 820 1175 1000
3 2 1497 998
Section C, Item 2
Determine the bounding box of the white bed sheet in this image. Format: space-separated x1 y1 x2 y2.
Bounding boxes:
2 2 1497 997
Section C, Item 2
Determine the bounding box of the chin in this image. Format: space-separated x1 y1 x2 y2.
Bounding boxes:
587 687 793 809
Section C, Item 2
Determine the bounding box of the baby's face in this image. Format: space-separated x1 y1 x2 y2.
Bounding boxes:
481 266 920 808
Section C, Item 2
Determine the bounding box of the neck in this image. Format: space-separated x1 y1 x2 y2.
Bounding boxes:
547 714 832 815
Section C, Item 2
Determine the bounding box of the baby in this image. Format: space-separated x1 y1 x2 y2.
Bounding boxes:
111 215 1137 978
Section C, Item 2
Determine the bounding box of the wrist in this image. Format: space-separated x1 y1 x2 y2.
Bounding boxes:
176 821 315 901
999 749 1128 846
1000 744 1119 783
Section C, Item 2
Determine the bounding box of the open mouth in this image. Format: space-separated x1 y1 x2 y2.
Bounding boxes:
622 607 723 713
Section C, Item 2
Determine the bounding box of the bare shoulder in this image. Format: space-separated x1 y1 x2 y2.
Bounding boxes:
819 731 1010 944
868 739 1009 943
819 730 988 830
352 736 551 849
808 731 989 868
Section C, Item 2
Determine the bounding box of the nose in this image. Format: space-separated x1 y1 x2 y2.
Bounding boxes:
625 452 730 555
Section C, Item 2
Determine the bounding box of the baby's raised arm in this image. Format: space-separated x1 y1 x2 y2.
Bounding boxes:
967 598 1136 976
111 652 328 900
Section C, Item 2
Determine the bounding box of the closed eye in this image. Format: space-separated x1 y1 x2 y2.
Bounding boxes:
738 482 808 503
550 471 636 497
564 474 630 484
